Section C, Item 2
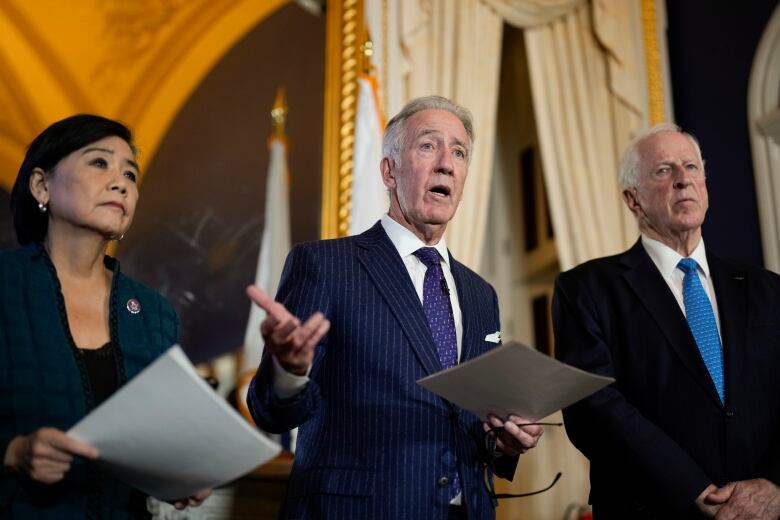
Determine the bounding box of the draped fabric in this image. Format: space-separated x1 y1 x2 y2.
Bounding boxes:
241 138 291 380
238 137 293 448
372 0 644 270
525 1 639 269
350 74 387 236
481 0 584 27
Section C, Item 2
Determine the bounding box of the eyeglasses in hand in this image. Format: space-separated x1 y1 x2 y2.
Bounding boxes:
482 422 563 499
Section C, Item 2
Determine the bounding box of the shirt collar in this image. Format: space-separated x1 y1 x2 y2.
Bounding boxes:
380 214 451 266
641 234 711 278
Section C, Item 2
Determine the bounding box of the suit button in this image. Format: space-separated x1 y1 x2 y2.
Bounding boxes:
438 476 450 486
726 410 735 417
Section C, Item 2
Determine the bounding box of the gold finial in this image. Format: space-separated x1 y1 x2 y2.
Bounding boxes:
271 87 288 137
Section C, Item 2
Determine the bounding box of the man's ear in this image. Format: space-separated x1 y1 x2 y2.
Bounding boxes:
29 167 49 206
622 188 643 219
380 157 396 189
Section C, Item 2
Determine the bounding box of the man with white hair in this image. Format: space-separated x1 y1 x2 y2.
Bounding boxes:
247 96 542 519
553 124 780 518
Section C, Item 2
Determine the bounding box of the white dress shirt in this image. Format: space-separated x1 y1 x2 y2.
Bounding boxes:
640 235 722 338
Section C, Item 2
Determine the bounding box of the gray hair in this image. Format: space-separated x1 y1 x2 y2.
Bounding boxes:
382 95 474 164
618 123 704 189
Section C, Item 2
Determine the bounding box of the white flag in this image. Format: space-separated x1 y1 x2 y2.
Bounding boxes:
350 74 386 235
238 137 291 412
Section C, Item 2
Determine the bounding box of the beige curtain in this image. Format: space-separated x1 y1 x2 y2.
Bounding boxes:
371 0 641 270
525 0 642 269
482 0 584 27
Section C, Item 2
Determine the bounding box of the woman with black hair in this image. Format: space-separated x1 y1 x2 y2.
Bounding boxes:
0 114 208 518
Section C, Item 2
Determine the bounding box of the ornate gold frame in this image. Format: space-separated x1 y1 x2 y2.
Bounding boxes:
320 0 365 239
641 0 666 125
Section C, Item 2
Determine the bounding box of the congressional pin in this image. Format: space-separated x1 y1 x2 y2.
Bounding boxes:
126 298 141 314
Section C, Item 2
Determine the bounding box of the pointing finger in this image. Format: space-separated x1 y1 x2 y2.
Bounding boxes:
246 285 290 323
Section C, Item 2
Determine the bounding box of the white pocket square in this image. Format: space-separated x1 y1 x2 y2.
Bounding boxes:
484 331 501 343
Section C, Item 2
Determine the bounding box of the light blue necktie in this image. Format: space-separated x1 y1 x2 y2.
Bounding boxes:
677 258 725 402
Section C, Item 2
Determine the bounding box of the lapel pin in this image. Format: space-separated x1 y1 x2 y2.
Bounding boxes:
126 298 141 314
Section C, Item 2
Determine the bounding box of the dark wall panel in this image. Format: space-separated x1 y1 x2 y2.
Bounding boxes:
119 3 325 363
666 0 778 265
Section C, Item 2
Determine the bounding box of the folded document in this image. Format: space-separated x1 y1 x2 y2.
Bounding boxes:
417 341 614 421
69 345 280 500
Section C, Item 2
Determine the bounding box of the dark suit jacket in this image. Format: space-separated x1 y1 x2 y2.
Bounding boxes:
553 240 780 519
0 243 179 519
248 222 516 519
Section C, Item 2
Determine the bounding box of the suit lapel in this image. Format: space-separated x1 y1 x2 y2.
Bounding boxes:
621 241 722 406
354 223 443 376
450 257 479 363
708 253 747 406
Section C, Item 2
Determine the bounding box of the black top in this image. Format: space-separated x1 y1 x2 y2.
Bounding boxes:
0 244 179 518
78 342 119 407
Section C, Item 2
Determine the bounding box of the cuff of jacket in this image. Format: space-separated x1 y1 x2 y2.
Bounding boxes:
249 376 321 434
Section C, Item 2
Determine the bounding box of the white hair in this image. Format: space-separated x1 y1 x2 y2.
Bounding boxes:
382 95 474 165
618 123 704 189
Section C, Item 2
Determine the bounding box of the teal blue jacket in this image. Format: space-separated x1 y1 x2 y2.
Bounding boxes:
0 244 178 519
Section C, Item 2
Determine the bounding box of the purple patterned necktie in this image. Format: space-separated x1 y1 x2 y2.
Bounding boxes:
414 247 458 369
414 247 461 499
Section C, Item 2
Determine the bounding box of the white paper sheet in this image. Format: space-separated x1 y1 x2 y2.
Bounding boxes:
69 345 280 500
417 341 614 421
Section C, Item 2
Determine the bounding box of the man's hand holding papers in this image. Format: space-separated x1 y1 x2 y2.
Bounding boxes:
482 414 543 457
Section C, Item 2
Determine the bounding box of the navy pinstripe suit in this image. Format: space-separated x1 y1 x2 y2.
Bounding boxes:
248 222 517 519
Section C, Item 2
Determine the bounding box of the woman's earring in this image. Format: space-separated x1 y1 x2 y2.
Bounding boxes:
38 202 47 213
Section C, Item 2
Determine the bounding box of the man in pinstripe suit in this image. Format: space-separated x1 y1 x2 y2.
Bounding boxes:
247 96 542 519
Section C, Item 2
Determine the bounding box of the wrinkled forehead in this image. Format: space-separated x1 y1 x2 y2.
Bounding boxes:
405 109 469 146
638 131 700 167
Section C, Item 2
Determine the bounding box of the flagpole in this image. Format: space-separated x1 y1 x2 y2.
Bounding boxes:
237 88 291 429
